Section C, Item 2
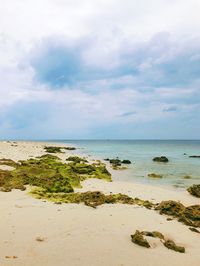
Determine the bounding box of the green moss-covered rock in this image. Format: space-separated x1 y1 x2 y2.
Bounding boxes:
104 158 131 169
0 158 19 167
142 231 164 240
0 154 111 193
131 230 186 252
66 156 88 163
163 239 185 253
44 146 76 153
189 227 200 233
153 156 169 162
183 175 192 179
148 173 163 179
131 230 150 248
156 200 200 227
187 184 200 198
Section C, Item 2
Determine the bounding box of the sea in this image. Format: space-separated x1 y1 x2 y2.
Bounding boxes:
50 140 200 190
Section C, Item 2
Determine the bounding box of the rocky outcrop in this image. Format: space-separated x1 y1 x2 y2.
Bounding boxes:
153 156 169 162
187 184 200 198
156 200 200 227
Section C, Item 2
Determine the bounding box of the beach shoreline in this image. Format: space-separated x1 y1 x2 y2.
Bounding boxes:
0 141 199 266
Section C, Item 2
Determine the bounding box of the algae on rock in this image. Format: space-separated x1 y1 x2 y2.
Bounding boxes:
187 184 200 198
0 154 111 193
156 200 200 228
131 230 150 248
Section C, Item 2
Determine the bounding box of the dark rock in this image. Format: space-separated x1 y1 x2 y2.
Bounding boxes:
183 175 191 179
148 173 163 179
153 156 169 162
64 147 76 150
189 227 200 233
121 160 131 164
156 200 185 217
187 184 200 198
156 200 200 227
142 231 164 240
66 156 88 163
164 239 185 253
109 159 121 166
131 230 150 248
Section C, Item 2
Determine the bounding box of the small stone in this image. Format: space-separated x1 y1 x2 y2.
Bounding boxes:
36 237 45 242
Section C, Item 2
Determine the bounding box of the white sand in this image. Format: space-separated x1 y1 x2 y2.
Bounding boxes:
0 141 199 266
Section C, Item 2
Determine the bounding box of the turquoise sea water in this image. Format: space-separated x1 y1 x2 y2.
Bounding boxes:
52 140 200 189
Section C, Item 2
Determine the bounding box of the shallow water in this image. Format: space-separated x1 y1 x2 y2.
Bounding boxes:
51 140 200 189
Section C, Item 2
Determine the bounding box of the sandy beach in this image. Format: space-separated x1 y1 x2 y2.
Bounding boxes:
0 141 200 266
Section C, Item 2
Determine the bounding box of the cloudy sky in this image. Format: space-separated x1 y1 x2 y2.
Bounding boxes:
0 0 200 139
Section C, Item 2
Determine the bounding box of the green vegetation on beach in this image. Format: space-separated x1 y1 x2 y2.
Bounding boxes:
44 146 76 153
0 154 199 230
0 154 111 193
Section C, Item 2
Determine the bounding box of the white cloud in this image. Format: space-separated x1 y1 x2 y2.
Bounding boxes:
0 0 200 138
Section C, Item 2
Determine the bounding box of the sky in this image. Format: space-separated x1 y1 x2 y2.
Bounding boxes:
0 0 200 139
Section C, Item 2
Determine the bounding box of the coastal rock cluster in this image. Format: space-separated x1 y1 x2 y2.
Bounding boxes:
104 158 131 169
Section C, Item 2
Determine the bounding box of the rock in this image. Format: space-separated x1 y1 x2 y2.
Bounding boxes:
163 239 185 253
189 227 200 233
109 159 121 166
131 230 150 248
104 158 131 169
44 146 76 153
36 237 45 242
187 184 200 198
64 147 76 150
142 231 164 240
153 156 169 162
66 156 88 163
183 175 192 179
148 173 163 179
156 200 185 217
181 205 200 227
156 200 200 227
121 160 131 164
